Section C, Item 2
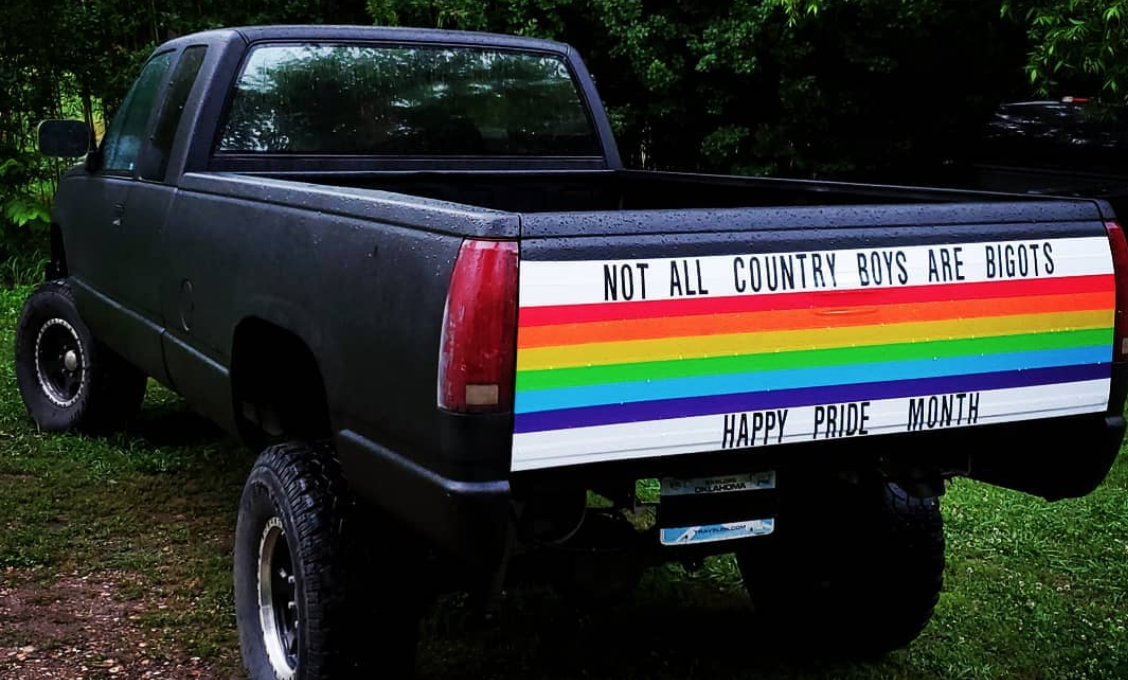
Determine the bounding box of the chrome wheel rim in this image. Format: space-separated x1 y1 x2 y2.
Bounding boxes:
258 517 298 678
34 318 84 407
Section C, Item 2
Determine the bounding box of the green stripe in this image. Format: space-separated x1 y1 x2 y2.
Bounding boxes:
515 328 1113 392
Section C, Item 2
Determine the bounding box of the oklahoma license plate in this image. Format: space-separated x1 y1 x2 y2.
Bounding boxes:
659 471 776 497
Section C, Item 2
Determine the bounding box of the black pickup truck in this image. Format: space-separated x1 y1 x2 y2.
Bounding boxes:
25 25 1128 679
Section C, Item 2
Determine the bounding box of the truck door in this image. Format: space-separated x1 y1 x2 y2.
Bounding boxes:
66 50 175 381
74 47 210 385
115 45 210 385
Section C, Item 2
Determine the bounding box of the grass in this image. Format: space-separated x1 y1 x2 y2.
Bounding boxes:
0 282 1126 679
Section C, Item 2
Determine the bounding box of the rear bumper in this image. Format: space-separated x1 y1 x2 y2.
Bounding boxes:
338 370 1126 568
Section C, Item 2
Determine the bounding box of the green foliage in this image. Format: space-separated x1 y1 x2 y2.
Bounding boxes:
0 0 373 284
1004 1 1128 98
2 198 50 230
0 156 52 230
3 0 1128 246
364 0 1025 177
366 0 575 36
786 0 1128 104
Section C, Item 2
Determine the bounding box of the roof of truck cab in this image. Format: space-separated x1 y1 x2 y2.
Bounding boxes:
179 24 575 55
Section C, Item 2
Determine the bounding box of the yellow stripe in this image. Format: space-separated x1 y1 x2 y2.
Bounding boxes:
515 310 1113 371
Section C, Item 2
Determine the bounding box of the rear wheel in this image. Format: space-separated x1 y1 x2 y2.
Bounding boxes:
735 476 944 657
14 281 146 432
235 442 423 680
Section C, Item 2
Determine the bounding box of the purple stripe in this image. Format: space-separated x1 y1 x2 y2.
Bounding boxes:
513 364 1110 434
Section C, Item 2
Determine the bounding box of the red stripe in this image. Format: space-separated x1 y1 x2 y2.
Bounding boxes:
518 274 1114 327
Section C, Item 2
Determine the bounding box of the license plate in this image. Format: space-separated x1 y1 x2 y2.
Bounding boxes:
660 519 775 545
660 471 776 497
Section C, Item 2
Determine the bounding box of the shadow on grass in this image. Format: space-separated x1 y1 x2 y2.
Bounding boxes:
92 389 912 680
419 576 888 680
128 399 229 449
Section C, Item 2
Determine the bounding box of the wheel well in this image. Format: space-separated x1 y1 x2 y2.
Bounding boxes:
231 319 331 446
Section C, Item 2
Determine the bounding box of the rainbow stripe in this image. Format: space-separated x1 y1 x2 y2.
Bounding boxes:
516 275 1113 432
511 238 1116 470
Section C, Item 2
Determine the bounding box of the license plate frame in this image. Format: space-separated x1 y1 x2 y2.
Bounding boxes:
659 518 775 545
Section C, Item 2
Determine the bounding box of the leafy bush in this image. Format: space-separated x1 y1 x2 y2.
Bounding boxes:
0 153 52 287
1 156 52 228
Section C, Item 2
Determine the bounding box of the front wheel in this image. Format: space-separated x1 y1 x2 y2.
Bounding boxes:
235 442 423 680
736 477 944 657
14 281 146 432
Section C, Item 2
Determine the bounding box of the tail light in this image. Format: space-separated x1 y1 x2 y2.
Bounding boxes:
1105 221 1128 361
438 239 519 413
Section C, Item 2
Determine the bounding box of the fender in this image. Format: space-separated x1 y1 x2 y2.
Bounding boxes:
233 294 344 418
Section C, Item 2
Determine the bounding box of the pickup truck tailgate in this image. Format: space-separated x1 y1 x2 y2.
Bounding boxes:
511 206 1116 471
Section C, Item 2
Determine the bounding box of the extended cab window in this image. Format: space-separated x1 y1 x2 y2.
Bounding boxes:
102 52 174 173
218 44 600 156
139 45 208 181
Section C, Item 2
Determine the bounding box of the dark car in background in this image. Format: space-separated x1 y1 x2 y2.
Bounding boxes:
963 97 1128 215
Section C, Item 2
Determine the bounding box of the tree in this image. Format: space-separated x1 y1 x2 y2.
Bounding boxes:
1005 1 1128 98
1 0 1122 269
365 0 1027 177
782 0 1128 101
0 0 371 284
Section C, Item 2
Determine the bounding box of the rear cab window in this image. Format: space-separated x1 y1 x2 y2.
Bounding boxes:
216 43 601 157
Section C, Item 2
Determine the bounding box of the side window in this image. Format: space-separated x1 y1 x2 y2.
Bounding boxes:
139 46 208 181
101 52 174 173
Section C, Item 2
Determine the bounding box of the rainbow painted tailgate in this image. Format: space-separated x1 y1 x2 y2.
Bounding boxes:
511 237 1116 471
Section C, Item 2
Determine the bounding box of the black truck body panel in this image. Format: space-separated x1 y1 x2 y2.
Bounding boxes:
47 25 1127 568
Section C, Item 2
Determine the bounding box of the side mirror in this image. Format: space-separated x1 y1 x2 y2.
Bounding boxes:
37 120 91 158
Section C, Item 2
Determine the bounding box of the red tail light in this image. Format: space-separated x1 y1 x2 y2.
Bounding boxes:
1105 221 1128 361
438 239 519 413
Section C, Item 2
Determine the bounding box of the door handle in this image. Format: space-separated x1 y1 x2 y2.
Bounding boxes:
111 202 125 227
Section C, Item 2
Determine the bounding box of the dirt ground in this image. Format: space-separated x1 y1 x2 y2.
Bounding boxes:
0 568 238 680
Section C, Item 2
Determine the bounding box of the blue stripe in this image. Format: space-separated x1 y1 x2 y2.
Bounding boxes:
513 363 1110 434
514 345 1110 414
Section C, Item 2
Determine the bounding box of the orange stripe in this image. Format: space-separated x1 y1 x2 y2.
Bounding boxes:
516 291 1114 349
519 274 1113 326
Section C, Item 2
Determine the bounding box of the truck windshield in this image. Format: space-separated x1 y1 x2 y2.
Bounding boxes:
217 43 600 157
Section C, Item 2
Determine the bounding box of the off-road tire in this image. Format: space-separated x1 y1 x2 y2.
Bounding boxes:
14 280 146 432
736 477 944 657
235 442 422 680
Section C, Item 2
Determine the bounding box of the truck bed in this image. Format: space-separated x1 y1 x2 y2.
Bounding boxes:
169 160 1122 502
245 168 1043 214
